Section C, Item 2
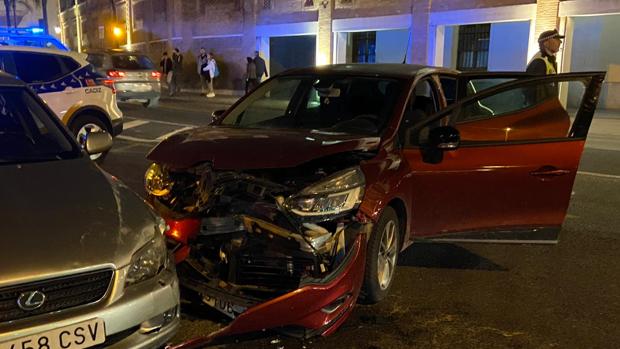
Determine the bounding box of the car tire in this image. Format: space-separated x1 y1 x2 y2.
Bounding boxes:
361 206 400 304
70 115 111 164
143 98 159 108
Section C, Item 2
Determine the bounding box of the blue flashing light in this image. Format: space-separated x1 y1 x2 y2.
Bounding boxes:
30 27 44 34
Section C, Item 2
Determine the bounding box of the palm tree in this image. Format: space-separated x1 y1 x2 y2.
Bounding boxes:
3 0 49 32
3 0 12 28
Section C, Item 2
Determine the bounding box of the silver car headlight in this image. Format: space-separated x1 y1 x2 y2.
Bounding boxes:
285 167 365 218
126 221 168 286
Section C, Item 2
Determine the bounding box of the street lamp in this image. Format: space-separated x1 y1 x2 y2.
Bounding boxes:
113 26 123 37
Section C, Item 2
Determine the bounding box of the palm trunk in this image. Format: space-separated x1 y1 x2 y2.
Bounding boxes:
41 0 48 33
3 0 11 28
11 0 16 28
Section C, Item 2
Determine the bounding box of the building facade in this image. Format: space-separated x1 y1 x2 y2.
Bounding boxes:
59 0 620 107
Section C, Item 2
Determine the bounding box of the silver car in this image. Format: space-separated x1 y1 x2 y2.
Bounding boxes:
0 73 179 348
86 50 161 108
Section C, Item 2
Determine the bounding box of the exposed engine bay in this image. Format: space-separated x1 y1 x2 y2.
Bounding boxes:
146 153 373 314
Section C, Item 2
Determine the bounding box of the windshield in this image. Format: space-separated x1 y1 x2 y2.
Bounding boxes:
0 87 79 164
111 54 154 70
221 76 404 136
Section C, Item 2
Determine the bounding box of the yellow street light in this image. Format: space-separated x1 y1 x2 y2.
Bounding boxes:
113 26 123 37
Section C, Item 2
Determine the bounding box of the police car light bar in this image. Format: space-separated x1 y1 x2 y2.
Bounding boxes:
0 27 46 35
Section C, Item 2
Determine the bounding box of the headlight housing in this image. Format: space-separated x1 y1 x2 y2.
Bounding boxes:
145 163 174 197
285 167 365 219
126 233 168 286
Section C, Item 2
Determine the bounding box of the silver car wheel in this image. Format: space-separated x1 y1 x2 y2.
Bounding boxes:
77 123 104 161
377 219 398 290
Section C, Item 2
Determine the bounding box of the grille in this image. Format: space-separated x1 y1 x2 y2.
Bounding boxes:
0 269 113 323
235 255 314 290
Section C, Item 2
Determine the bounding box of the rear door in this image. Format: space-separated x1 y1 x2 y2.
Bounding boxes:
11 51 84 119
402 72 605 243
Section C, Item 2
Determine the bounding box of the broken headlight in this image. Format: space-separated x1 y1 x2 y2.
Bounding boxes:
285 167 365 218
145 163 174 197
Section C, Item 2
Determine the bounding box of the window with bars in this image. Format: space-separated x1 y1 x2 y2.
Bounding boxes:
263 0 272 9
456 24 490 71
351 31 376 63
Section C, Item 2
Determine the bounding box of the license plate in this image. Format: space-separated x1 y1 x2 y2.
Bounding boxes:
202 294 246 319
0 319 105 349
116 83 152 92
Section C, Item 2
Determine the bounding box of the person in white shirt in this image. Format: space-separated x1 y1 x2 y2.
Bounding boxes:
202 52 217 98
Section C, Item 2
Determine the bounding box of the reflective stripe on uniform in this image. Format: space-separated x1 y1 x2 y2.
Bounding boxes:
528 52 556 74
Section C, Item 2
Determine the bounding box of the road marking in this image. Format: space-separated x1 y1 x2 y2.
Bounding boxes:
117 135 159 143
124 116 197 128
577 171 620 179
157 126 196 140
123 119 150 130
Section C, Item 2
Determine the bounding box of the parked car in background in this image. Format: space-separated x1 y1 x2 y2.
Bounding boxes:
144 64 605 347
0 46 123 161
86 50 161 108
0 27 68 50
0 72 180 349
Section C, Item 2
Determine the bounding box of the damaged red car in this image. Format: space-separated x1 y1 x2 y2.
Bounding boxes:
143 64 605 346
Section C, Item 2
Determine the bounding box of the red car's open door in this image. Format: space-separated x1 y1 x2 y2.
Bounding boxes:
402 72 605 243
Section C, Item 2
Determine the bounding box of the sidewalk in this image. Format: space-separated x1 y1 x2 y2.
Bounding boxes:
159 90 241 105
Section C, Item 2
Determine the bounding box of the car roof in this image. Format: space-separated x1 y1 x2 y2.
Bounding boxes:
0 45 72 55
0 71 26 87
0 46 88 65
280 64 460 79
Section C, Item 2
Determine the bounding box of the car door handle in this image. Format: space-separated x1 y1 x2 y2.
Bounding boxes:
530 167 571 177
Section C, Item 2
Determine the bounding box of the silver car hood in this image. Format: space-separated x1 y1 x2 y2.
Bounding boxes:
0 157 158 287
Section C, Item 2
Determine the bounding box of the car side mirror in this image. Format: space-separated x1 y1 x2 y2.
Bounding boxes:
210 109 226 125
429 126 460 150
85 131 113 155
419 126 460 164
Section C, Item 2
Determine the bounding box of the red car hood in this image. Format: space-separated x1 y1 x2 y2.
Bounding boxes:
147 126 380 170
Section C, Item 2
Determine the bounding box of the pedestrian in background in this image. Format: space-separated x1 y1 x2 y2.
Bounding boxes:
160 51 173 91
527 29 564 75
245 57 258 94
254 50 268 82
169 48 183 97
202 52 218 98
197 48 209 96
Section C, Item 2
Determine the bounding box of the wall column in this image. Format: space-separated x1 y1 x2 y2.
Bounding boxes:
317 0 334 65
409 0 431 65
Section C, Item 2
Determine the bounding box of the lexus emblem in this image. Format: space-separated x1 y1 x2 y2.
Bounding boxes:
17 291 46 311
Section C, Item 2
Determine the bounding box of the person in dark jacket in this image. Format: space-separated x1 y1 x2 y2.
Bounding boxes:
160 51 173 91
245 57 258 94
254 51 268 82
526 29 564 75
169 48 183 96
197 48 209 96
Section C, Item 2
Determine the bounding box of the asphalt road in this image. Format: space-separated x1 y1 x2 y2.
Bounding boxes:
103 96 620 349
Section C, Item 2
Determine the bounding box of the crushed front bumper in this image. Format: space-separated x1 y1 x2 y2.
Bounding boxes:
168 231 368 348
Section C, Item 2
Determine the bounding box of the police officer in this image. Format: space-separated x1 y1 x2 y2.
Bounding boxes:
527 29 564 75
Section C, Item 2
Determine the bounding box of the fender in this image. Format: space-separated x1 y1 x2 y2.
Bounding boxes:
63 103 111 130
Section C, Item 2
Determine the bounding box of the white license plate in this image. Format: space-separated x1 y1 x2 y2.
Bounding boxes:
202 294 246 319
0 319 105 349
116 83 152 92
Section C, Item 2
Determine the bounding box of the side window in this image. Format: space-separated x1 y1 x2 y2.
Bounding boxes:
59 56 81 74
455 79 585 143
439 77 457 105
13 52 64 83
0 52 17 76
399 79 438 147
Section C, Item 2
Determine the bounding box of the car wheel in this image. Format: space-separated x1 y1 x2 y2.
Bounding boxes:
143 98 159 108
361 206 400 304
70 115 111 163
